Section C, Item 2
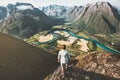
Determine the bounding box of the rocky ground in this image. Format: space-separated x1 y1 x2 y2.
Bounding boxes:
46 51 120 80
76 52 120 80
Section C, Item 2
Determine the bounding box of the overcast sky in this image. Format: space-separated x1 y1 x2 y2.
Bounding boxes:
0 0 119 7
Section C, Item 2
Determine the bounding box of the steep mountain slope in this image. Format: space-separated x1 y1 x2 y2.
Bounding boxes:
71 2 120 34
75 52 120 79
46 52 120 80
65 6 84 21
40 4 69 18
0 2 54 38
0 32 57 80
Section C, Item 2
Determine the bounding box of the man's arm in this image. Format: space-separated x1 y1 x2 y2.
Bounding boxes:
58 52 61 63
67 52 70 60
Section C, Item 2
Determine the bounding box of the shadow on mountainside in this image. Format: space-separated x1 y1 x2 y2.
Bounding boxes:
63 66 119 80
47 62 119 80
0 33 58 80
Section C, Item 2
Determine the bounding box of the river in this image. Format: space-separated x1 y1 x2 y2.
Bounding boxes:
34 28 120 54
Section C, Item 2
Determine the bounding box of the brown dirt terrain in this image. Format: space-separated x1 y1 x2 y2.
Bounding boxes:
46 52 120 80
0 33 57 80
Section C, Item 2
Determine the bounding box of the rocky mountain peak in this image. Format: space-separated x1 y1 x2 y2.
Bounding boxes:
0 2 35 20
7 2 35 13
77 2 114 19
72 1 120 34
65 5 84 21
40 4 69 17
15 2 34 11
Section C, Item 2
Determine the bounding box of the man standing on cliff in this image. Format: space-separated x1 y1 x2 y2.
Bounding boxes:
58 45 70 76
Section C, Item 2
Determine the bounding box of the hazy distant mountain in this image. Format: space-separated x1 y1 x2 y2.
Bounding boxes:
40 4 69 18
40 4 85 21
7 2 35 13
118 9 120 14
71 2 120 34
0 2 35 20
0 6 7 19
0 2 54 38
65 6 84 21
116 6 120 14
0 32 57 80
1 2 120 37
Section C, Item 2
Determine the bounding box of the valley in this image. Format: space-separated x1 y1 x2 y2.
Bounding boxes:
0 1 120 80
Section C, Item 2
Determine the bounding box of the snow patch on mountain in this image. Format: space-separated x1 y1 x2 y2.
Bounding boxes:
40 5 69 17
16 5 34 10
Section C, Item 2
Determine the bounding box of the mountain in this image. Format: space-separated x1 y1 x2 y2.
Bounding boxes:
118 9 120 14
0 32 57 80
65 6 84 21
46 51 120 80
0 2 36 20
40 4 69 18
71 2 120 34
0 2 54 38
40 5 85 21
7 2 35 13
0 6 7 20
116 6 120 14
